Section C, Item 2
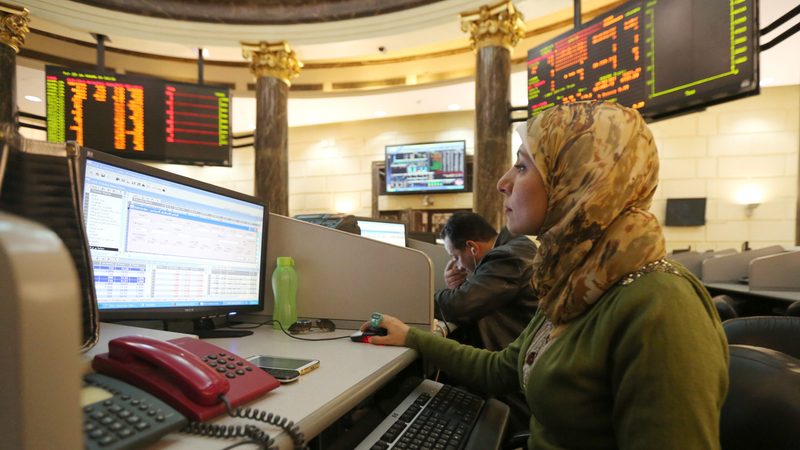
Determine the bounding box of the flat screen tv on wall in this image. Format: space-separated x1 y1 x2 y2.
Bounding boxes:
665 198 707 226
385 140 467 195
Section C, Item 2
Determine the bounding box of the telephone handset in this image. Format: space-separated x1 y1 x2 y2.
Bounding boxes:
92 335 280 421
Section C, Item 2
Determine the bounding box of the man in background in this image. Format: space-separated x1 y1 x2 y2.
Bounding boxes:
435 211 538 433
435 211 538 351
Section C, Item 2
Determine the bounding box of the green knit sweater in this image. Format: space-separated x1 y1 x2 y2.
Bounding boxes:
406 264 729 450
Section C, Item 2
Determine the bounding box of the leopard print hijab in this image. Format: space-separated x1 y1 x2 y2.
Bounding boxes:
518 102 665 325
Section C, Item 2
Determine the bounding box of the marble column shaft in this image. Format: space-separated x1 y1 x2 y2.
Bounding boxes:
0 43 15 126
474 45 511 231
254 76 289 216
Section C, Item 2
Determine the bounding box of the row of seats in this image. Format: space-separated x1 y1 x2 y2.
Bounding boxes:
712 294 800 321
719 315 800 450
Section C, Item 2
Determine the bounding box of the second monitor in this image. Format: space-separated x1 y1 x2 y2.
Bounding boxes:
356 217 407 247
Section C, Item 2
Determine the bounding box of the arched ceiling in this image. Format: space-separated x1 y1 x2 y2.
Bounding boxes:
71 0 445 25
20 0 572 60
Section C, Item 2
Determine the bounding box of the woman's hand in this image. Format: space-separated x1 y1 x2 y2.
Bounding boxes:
360 313 410 346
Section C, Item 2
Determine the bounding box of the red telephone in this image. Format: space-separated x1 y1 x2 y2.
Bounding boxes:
92 335 280 421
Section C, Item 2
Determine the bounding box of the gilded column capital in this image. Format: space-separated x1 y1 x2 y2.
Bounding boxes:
241 41 303 86
0 2 29 53
460 0 525 51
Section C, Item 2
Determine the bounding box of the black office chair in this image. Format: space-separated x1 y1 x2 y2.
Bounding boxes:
713 295 739 322
721 345 800 450
786 301 800 317
723 316 800 359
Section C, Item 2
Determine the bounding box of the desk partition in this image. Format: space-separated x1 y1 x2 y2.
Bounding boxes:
749 251 800 291
701 245 785 283
259 214 434 330
407 238 450 293
668 249 736 278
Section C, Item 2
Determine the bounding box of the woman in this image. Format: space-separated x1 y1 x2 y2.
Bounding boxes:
367 102 729 449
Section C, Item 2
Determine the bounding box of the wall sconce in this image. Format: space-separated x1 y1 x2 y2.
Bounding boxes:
735 183 764 219
744 203 759 218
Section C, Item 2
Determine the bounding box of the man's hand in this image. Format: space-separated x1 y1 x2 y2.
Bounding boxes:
444 258 467 289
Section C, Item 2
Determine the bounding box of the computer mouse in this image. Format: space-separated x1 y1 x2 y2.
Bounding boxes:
350 327 388 342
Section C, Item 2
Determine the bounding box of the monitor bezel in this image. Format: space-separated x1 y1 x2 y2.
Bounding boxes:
355 216 408 247
79 146 268 321
384 140 468 195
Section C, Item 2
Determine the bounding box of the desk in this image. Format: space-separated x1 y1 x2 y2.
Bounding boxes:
84 323 418 449
704 283 800 304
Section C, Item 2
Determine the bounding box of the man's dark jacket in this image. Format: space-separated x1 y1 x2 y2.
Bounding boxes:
434 228 538 352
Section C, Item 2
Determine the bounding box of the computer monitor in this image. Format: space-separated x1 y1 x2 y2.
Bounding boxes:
79 147 268 336
356 217 407 247
385 140 467 194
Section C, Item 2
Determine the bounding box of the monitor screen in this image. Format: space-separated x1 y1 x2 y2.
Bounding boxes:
80 148 267 320
46 65 232 166
526 0 758 120
385 140 467 194
665 198 706 227
356 218 407 247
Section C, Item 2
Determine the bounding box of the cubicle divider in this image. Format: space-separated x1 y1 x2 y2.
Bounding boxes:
407 238 449 293
701 245 785 283
668 249 737 278
749 251 800 291
256 214 434 330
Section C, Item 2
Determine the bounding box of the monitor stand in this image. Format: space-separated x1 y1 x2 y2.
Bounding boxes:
192 318 253 339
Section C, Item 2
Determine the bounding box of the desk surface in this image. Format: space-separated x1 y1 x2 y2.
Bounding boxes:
85 323 418 449
704 283 800 303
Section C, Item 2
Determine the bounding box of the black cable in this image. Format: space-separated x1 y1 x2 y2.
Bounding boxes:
223 398 307 450
760 4 800 36
228 319 352 341
760 20 800 51
182 421 274 450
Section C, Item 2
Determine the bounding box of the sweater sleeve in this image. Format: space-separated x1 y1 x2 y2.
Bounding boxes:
608 272 729 450
405 326 522 396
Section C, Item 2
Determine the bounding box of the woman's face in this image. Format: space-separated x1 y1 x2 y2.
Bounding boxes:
497 148 548 236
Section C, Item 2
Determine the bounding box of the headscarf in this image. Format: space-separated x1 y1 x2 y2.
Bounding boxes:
517 102 665 325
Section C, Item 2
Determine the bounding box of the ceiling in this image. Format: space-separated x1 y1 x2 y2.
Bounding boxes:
14 0 800 131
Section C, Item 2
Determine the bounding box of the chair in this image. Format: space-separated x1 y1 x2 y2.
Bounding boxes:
723 316 800 359
721 345 800 450
712 295 739 322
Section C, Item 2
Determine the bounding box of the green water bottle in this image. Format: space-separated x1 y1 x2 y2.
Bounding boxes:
272 256 298 331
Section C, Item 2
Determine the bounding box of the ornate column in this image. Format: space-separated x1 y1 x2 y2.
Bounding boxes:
461 1 524 230
0 2 29 126
242 41 302 216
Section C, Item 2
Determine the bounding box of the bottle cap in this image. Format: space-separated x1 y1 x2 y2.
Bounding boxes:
277 256 295 267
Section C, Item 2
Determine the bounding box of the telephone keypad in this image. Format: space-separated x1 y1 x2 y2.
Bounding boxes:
202 352 251 380
84 373 187 450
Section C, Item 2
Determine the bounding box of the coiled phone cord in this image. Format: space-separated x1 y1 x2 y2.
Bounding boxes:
183 422 274 449
182 395 307 450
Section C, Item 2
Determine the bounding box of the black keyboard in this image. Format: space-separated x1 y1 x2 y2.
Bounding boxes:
355 379 484 450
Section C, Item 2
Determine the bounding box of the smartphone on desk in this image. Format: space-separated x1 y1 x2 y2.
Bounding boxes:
247 355 319 382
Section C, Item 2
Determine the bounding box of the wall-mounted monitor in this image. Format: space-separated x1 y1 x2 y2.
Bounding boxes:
526 0 758 121
665 198 706 227
80 147 267 326
46 66 231 166
356 217 407 247
385 140 467 195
